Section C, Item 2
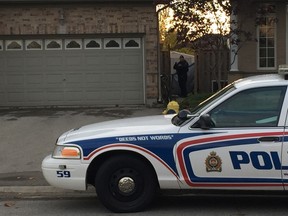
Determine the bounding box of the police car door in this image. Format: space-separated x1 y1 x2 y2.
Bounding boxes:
282 92 288 190
176 86 287 190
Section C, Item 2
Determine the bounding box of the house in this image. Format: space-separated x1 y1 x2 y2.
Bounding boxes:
229 0 287 82
0 0 159 107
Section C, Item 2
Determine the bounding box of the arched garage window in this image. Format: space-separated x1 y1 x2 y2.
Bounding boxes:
0 40 3 51
84 39 101 49
45 39 62 50
26 40 43 50
123 38 141 49
65 39 82 50
104 38 121 49
6 40 23 51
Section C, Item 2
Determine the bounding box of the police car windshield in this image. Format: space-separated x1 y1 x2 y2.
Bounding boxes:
190 83 235 115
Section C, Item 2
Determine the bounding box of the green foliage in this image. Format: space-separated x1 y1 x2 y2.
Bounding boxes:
179 93 213 110
169 0 231 44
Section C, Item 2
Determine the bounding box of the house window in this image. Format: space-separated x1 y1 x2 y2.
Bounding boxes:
257 4 276 69
45 39 62 50
6 40 23 51
123 38 141 49
0 40 3 51
26 40 43 50
84 39 101 49
104 38 121 49
65 39 82 50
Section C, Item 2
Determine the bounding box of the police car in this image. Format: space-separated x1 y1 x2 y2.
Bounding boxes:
42 69 288 213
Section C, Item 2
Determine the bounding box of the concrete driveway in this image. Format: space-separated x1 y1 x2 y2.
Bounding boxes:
0 106 162 191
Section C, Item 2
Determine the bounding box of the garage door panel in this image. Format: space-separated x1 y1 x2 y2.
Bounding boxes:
26 92 45 102
65 84 84 90
46 92 64 102
65 91 84 102
26 84 45 91
123 55 142 66
124 90 143 101
125 74 142 82
0 93 6 104
6 75 25 84
103 90 121 100
105 55 121 66
103 72 122 83
84 55 105 66
25 56 44 67
6 57 25 70
64 54 83 67
0 75 4 88
7 92 25 103
25 74 43 84
46 74 64 84
85 90 101 101
0 37 144 106
45 55 64 67
4 85 26 93
85 78 103 86
65 73 84 85
0 57 4 72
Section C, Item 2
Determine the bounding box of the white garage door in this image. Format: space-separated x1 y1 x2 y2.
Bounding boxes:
0 37 144 106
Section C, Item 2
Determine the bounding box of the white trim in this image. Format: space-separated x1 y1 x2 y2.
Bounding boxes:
256 5 277 70
257 24 277 70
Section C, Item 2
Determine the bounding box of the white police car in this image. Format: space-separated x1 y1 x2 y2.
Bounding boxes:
42 71 288 213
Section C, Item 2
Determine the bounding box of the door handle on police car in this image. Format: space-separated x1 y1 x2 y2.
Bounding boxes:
258 137 280 142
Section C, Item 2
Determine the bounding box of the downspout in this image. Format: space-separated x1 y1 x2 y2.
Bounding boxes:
157 9 162 102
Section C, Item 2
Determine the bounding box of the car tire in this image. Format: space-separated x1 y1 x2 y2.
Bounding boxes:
95 155 157 213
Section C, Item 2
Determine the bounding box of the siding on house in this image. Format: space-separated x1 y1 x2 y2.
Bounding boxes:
229 0 287 82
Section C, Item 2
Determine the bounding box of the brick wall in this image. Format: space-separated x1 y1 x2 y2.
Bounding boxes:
0 3 159 101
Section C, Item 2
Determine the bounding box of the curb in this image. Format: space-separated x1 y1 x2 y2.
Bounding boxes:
0 186 96 198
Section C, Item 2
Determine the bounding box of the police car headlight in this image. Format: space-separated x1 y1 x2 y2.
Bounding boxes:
52 146 81 159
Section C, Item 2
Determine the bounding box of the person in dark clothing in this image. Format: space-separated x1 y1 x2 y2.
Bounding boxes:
173 55 189 97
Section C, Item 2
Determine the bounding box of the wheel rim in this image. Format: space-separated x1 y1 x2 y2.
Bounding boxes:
118 177 135 194
109 168 143 201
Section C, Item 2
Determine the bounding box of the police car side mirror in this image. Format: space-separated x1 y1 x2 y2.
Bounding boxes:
178 109 192 120
198 114 215 130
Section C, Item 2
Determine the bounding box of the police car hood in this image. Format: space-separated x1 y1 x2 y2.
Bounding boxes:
60 115 178 143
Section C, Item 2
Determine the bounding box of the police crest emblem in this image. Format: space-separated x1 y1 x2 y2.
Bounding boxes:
205 151 222 172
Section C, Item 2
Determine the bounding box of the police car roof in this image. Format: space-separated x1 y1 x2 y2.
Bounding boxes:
233 74 288 89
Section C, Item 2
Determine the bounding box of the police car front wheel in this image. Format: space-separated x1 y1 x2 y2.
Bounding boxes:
95 155 157 213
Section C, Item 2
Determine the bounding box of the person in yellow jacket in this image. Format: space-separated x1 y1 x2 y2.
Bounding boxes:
162 100 179 115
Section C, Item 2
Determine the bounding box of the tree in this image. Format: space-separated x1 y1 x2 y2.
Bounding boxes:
167 0 233 93
170 0 231 43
